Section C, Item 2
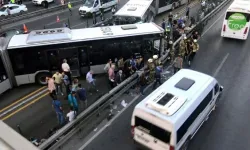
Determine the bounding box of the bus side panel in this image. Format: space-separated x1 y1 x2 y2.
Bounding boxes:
0 79 11 94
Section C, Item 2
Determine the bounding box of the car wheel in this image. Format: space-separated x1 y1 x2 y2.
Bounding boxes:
42 1 46 7
20 10 24 14
36 72 51 85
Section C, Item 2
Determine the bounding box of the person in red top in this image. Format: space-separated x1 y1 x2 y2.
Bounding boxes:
46 76 56 99
108 65 116 88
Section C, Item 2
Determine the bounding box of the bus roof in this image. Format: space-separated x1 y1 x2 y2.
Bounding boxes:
228 1 250 12
7 23 163 49
135 69 215 129
114 0 153 18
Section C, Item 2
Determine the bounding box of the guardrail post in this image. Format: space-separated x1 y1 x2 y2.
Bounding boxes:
68 18 71 29
17 124 23 136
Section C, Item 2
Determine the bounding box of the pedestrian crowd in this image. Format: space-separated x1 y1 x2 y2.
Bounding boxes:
47 59 89 126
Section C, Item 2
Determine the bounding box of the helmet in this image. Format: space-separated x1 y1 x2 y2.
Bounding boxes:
194 39 197 43
148 59 153 63
184 37 187 40
153 55 158 59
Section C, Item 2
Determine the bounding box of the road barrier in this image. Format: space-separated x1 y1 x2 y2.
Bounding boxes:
39 0 232 149
0 0 82 27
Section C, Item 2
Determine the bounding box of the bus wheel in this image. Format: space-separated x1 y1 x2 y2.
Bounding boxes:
181 138 190 150
36 73 51 85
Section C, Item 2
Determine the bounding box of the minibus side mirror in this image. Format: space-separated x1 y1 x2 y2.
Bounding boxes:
219 86 223 92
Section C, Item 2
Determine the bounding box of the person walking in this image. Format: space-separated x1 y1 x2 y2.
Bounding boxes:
173 54 183 73
68 2 72 16
188 39 199 65
68 91 79 116
62 72 70 95
115 70 124 85
52 97 64 126
46 76 56 99
117 57 124 70
139 72 147 96
53 71 64 96
62 59 72 85
186 5 190 19
152 65 163 90
66 106 75 122
77 84 87 108
161 19 166 31
108 64 116 88
86 70 98 94
71 78 79 92
104 59 112 73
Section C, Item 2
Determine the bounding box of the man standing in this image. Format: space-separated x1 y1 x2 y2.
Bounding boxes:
186 5 190 19
53 71 63 96
86 70 98 94
52 97 64 126
108 65 116 88
62 59 72 85
62 72 70 95
173 54 183 73
68 91 79 115
77 84 87 108
152 64 163 90
68 2 72 16
46 76 56 99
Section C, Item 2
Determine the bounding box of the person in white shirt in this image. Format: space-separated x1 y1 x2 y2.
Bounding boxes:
67 107 75 122
62 59 72 84
86 70 98 93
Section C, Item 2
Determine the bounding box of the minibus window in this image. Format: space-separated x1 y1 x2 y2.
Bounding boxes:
135 117 171 143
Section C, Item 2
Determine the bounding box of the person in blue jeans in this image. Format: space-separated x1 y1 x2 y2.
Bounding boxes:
77 83 87 108
68 91 79 116
52 97 64 126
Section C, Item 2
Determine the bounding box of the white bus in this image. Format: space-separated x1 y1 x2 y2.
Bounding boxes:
221 1 250 40
155 0 188 14
0 23 164 91
131 69 223 150
113 0 157 25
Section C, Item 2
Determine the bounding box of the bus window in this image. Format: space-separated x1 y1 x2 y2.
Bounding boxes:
47 50 59 71
225 12 250 21
89 41 106 65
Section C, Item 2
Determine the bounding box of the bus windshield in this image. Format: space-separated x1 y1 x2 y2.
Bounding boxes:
113 16 142 25
83 0 95 7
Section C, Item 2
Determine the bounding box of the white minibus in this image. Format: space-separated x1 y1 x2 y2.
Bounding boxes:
221 1 250 40
131 69 223 150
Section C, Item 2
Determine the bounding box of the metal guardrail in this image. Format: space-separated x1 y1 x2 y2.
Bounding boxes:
0 0 83 26
38 0 232 149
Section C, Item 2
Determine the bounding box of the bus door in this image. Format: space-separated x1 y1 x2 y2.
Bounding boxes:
78 46 90 76
58 48 81 77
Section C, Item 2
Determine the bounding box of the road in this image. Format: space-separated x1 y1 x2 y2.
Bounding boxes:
81 1 250 150
0 75 111 139
9 0 200 30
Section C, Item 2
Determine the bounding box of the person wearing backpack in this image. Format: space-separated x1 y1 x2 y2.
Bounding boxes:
152 65 163 90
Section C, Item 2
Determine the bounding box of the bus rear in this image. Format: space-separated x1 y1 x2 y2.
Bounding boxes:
221 2 250 40
131 109 175 150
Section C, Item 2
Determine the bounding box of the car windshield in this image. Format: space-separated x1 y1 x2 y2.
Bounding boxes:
83 0 95 7
0 7 7 12
113 16 142 25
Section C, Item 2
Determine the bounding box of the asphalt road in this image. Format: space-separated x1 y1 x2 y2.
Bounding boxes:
1 75 110 139
82 2 250 150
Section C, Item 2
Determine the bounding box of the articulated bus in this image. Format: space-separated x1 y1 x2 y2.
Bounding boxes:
112 0 188 25
0 23 164 93
221 0 250 40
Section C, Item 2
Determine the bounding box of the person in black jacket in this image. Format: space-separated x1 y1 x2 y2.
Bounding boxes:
139 72 147 96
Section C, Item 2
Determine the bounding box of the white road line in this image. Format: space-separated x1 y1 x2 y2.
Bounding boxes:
71 22 86 28
201 11 225 37
78 83 154 150
213 53 229 77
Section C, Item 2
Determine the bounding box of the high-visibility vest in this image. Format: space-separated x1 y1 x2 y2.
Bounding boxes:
68 3 72 8
193 43 199 52
11 0 15 3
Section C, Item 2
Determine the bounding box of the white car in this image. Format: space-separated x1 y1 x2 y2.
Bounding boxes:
0 4 28 16
32 0 54 6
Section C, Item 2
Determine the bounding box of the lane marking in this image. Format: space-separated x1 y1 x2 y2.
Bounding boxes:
1 92 49 121
72 22 86 28
0 86 46 113
213 53 229 77
0 88 48 118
